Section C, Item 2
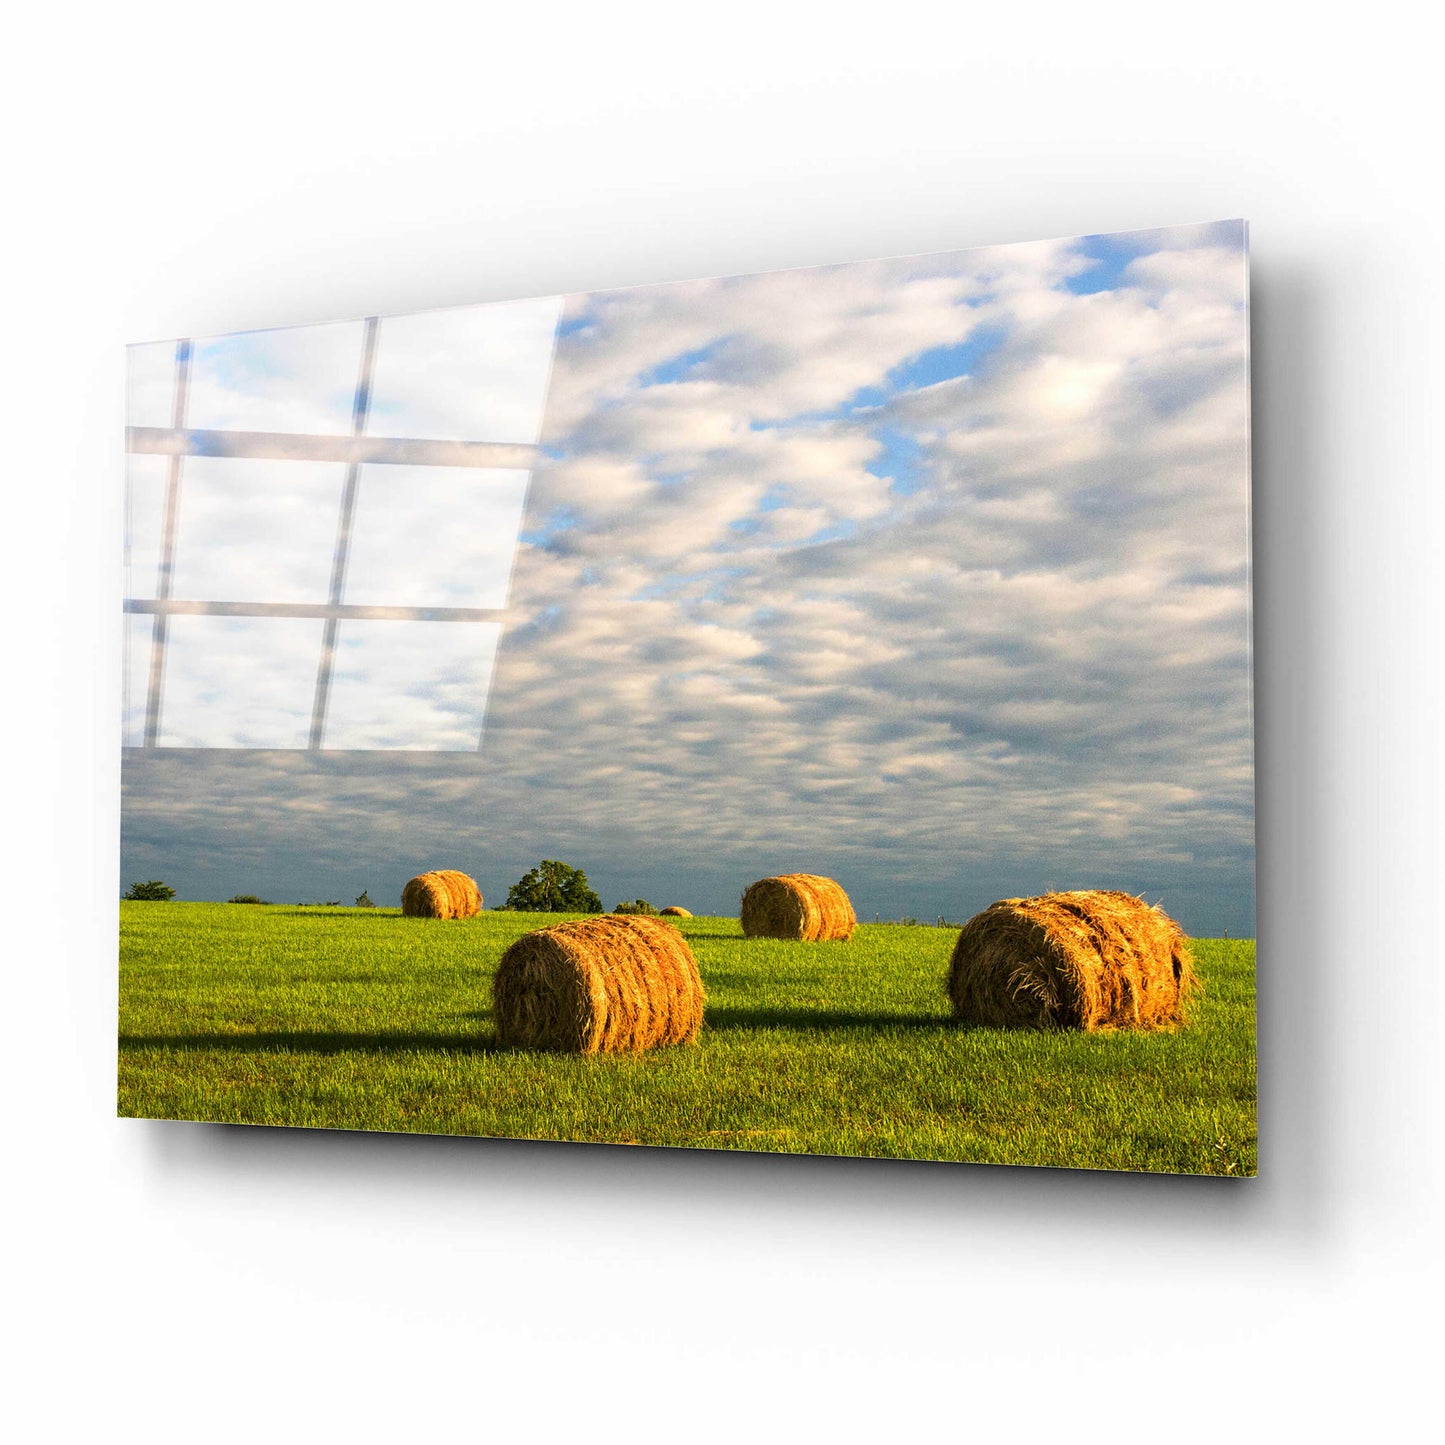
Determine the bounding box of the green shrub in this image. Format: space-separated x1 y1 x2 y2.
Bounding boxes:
227 894 269 905
355 891 376 908
613 898 659 915
124 880 175 901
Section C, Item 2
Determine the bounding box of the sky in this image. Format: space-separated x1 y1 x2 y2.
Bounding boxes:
121 221 1254 933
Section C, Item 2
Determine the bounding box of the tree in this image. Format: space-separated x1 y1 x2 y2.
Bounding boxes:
124 880 175 901
505 860 602 913
355 891 376 908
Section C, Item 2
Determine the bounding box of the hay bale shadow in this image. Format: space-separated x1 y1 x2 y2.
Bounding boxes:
266 909 404 921
119 1030 503 1056
701 1005 949 1032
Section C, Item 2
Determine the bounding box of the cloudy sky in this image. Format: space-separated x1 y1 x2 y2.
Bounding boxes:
122 221 1254 932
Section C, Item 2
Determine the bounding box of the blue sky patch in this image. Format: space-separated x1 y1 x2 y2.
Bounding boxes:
747 323 1004 437
520 507 581 547
805 519 858 545
638 338 729 387
887 326 1005 390
633 565 748 602
1065 234 1153 295
865 424 927 496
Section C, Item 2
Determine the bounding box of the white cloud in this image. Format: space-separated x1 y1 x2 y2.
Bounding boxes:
475 223 1253 890
541 245 1070 438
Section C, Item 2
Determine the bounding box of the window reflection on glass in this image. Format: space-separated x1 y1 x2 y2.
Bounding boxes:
343 465 530 610
124 453 168 601
169 457 346 605
367 297 562 444
185 321 365 436
122 297 559 751
324 621 504 751
159 616 325 749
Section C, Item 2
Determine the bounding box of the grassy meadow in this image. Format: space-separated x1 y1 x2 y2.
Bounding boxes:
118 903 1256 1175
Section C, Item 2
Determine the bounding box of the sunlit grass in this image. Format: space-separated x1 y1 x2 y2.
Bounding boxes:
119 903 1256 1174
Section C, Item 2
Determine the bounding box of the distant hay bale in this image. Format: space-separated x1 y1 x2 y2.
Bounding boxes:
947 890 1196 1030
740 874 856 942
493 914 705 1053
400 870 481 920
659 906 691 917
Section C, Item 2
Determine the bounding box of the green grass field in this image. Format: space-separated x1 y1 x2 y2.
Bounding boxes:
118 903 1256 1175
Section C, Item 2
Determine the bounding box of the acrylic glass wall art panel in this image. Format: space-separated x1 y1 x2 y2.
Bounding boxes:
119 222 1256 1175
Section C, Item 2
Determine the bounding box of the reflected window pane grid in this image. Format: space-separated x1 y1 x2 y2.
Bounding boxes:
122 299 559 752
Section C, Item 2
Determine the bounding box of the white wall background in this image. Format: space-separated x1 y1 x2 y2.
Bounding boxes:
3 3 1439 1439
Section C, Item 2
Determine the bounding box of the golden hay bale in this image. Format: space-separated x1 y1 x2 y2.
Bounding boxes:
400 869 481 920
659 906 691 917
493 914 706 1054
739 874 856 942
946 890 1196 1030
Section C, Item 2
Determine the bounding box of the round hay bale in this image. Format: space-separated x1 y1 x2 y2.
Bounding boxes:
659 906 691 917
947 890 1196 1030
400 869 481 920
493 914 706 1053
739 874 856 941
